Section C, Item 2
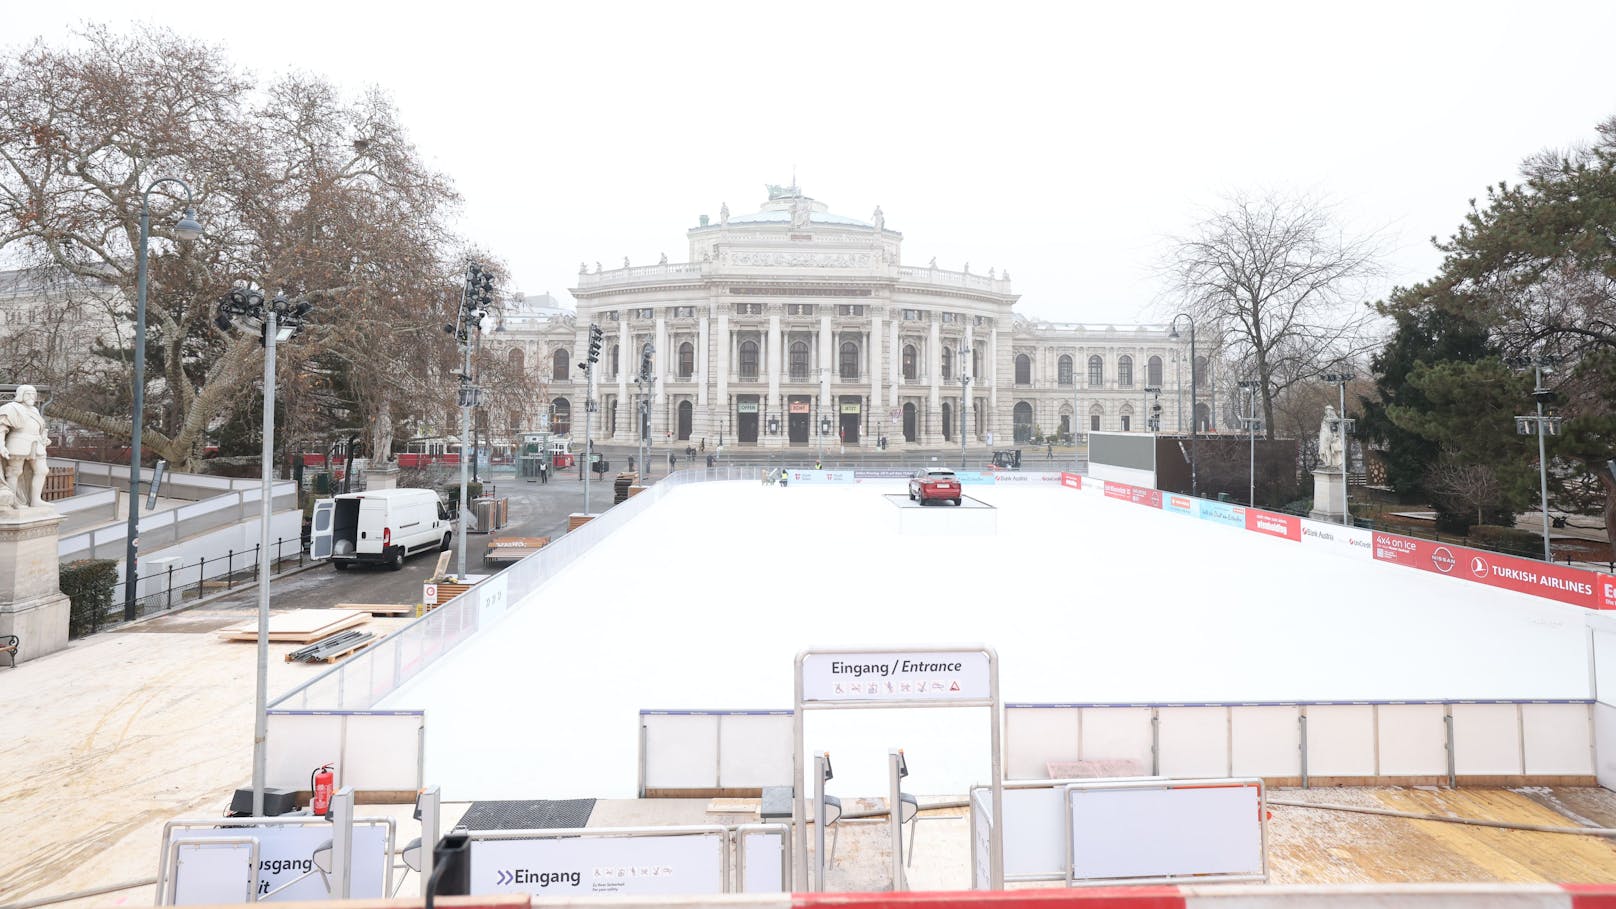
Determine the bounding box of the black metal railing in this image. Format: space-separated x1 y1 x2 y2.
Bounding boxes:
88 537 308 633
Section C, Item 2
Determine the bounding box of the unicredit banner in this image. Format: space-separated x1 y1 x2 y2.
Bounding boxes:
1372 532 1601 609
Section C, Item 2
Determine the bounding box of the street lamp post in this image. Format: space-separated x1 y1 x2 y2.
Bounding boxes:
214 287 311 817
1510 355 1561 561
1169 314 1197 497
635 343 654 481
1322 372 1356 526
1144 385 1162 433
1237 379 1262 507
959 345 972 470
447 264 494 577
124 179 203 621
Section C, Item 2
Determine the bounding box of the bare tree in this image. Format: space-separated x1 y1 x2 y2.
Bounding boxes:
1426 449 1505 525
1163 192 1384 439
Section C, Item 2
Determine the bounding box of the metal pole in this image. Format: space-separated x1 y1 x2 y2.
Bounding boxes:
1339 378 1350 526
888 750 904 891
1249 389 1256 507
812 753 827 892
251 311 276 817
123 202 151 622
457 337 470 577
1536 363 1552 560
583 366 593 513
1189 324 1198 497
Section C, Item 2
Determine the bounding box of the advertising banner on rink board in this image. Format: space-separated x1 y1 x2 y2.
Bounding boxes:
470 833 724 896
800 650 991 702
1298 520 1373 560
1372 532 1601 609
1060 472 1082 490
1244 508 1301 541
1163 494 1198 517
1103 481 1162 508
1196 499 1246 529
1601 575 1616 610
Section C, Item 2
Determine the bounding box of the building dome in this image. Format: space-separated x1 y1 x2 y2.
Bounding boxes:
718 184 877 229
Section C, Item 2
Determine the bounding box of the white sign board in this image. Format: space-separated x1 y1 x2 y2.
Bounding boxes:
800 650 991 702
740 829 786 893
170 840 256 906
1066 780 1265 883
470 833 725 896
170 824 389 903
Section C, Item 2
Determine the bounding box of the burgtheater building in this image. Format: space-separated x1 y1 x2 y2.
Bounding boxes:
493 187 1204 450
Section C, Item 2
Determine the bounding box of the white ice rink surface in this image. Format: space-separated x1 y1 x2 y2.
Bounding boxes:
380 481 1593 800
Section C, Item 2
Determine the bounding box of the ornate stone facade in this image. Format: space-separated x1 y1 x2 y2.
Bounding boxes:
489 189 1208 449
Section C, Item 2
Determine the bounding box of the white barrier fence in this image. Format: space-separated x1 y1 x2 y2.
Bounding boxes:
264 710 424 795
157 813 395 904
460 823 789 896
638 700 1596 793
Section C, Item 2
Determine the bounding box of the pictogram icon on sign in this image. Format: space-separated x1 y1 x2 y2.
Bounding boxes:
950 681 961 691
1470 556 1490 579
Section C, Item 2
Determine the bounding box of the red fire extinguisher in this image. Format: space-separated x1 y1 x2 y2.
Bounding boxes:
311 763 335 816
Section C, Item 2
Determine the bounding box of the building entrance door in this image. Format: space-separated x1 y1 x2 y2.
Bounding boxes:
677 400 692 441
788 397 810 444
902 402 917 442
738 397 759 443
840 413 860 444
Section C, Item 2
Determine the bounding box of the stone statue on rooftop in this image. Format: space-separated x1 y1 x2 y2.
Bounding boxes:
659 252 668 265
0 384 51 509
872 206 885 230
720 202 730 226
623 256 631 269
579 262 587 274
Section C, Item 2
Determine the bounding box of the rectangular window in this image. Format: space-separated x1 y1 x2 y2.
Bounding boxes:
1121 415 1131 432
903 309 922 321
788 304 816 316
673 306 695 318
1091 414 1101 432
836 304 865 316
634 308 654 320
734 302 764 315
606 310 620 321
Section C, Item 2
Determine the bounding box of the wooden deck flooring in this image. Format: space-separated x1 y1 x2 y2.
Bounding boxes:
1268 787 1616 883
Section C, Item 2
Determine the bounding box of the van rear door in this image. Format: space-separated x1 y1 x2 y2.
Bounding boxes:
310 499 335 560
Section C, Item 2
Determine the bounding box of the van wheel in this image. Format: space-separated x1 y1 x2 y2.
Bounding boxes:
333 560 349 571
387 547 405 571
440 533 452 552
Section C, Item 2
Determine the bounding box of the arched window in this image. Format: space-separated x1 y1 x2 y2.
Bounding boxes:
1118 355 1134 388
1148 355 1163 387
1013 401 1034 442
611 344 620 377
1014 354 1031 385
676 400 693 440
902 344 918 381
551 398 571 435
789 340 809 380
739 340 759 379
507 347 524 372
941 347 953 381
839 341 859 379
552 349 570 381
973 348 983 379
1057 355 1073 386
1087 355 1104 387
1089 402 1104 432
678 341 694 378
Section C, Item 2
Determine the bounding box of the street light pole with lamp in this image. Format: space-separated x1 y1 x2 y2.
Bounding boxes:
578 324 604 511
445 263 494 577
214 287 312 818
1168 314 1198 497
1237 379 1262 506
959 345 973 470
1508 354 1561 561
124 179 203 622
634 343 655 481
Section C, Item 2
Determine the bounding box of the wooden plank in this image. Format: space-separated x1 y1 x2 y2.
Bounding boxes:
219 609 366 642
333 602 415 616
431 551 452 580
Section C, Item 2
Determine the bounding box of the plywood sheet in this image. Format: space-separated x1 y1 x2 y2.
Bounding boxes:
218 608 366 642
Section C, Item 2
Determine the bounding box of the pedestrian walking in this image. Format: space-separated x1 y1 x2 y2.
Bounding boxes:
1047 442 1054 460
668 451 677 472
628 455 636 472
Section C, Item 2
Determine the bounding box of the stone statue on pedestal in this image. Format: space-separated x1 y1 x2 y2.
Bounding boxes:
0 385 51 510
1317 405 1344 470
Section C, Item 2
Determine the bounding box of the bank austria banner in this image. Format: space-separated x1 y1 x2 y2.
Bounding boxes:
1298 519 1374 560
1371 531 1603 609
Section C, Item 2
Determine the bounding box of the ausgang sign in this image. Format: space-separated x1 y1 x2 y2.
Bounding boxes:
800 649 991 702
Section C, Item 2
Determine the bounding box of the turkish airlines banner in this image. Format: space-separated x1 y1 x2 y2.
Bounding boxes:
1244 509 1301 541
1371 532 1601 609
1103 480 1162 509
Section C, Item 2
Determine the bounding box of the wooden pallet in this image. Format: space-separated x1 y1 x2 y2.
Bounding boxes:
286 636 374 664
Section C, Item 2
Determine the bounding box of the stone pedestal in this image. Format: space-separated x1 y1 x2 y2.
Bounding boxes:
367 464 399 490
1309 469 1348 524
0 507 70 663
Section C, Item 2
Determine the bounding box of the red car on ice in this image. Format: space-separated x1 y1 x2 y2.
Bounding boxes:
909 468 962 506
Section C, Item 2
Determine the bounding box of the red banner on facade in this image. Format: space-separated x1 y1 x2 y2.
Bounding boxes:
1371 532 1600 609
1244 509 1301 541
1060 472 1082 490
1601 575 1616 610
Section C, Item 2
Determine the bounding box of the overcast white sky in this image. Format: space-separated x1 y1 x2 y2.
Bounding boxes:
9 1 1616 325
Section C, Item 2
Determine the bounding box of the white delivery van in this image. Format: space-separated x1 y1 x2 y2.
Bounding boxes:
309 488 453 570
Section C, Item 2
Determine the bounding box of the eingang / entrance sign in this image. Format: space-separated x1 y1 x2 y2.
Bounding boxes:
792 644 1003 891
800 650 991 702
